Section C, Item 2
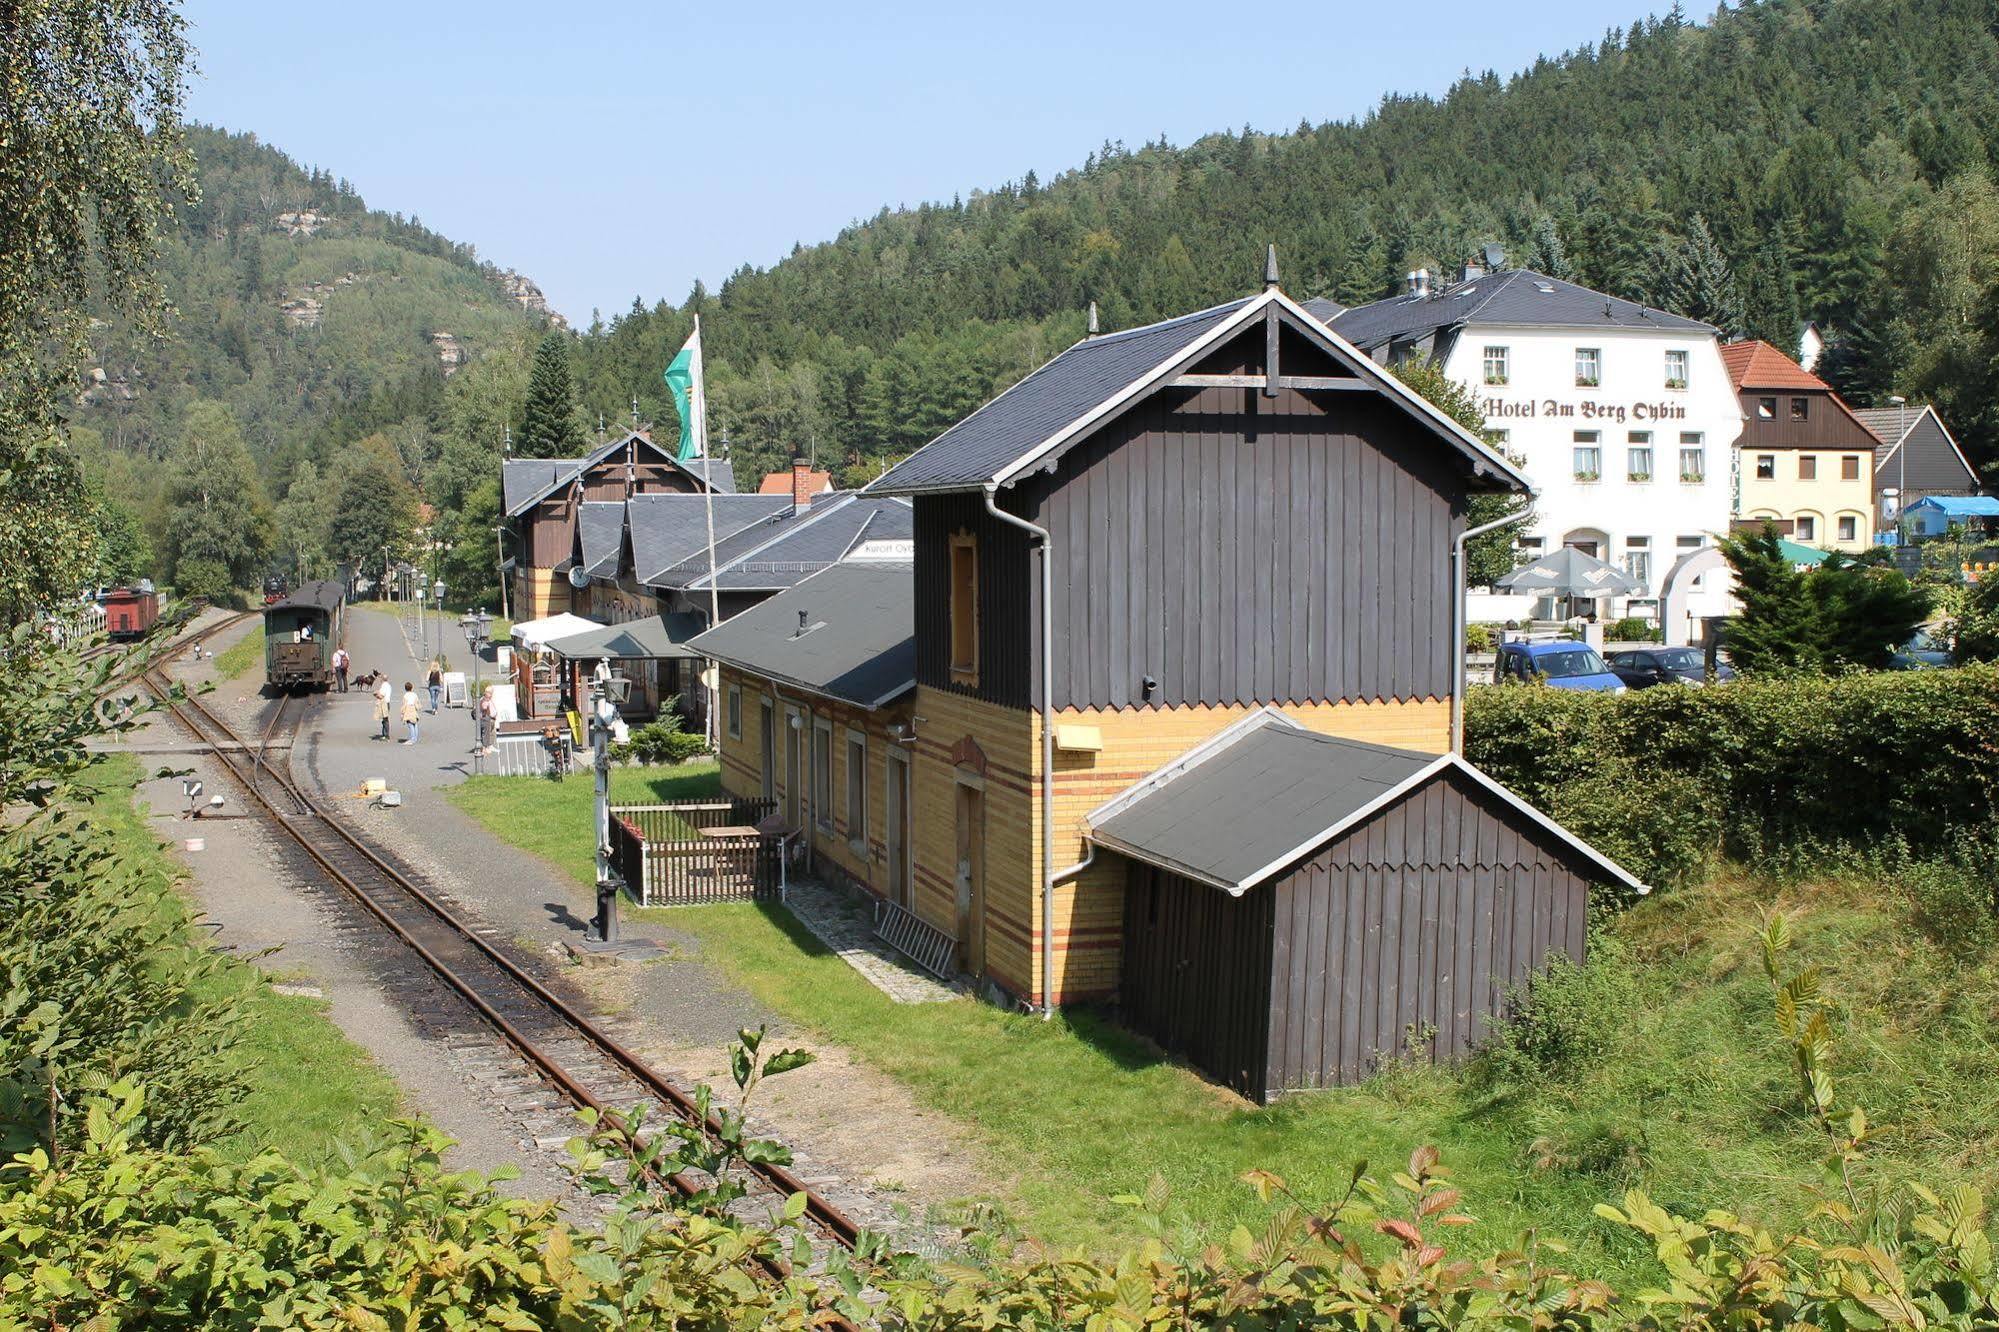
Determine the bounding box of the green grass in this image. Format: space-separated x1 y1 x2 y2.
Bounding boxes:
213 622 265 680
449 762 720 885
447 764 1999 1276
93 754 402 1168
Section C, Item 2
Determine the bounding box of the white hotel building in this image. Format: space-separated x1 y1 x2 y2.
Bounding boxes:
1310 266 1740 625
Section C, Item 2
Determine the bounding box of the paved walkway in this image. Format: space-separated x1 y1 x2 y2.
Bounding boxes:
783 880 960 1004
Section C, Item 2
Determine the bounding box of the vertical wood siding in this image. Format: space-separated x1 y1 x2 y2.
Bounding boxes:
1119 861 1274 1101
913 492 1033 708
1262 767 1592 1094
1022 386 1466 711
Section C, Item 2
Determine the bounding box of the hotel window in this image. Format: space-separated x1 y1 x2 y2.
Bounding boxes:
811 717 833 832
1755 454 1776 480
1757 397 1777 420
726 685 741 740
1627 433 1653 482
1664 349 1689 390
1679 434 1706 483
1482 345 1510 385
1572 431 1602 481
845 730 867 853
1842 454 1861 481
948 531 979 683
1795 515 1817 543
1625 536 1652 587
1575 347 1602 387
1838 514 1859 543
1798 455 1817 480
1518 536 1546 555
1791 397 1809 422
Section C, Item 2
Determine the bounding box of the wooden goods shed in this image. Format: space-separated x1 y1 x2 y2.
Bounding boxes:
1091 709 1645 1102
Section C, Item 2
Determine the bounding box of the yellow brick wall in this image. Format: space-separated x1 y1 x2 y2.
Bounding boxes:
1032 697 1451 1003
716 667 911 899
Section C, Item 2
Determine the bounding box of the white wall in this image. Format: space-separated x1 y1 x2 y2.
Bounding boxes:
1443 325 1741 622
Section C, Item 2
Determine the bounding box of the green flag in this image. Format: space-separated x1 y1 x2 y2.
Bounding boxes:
663 320 705 463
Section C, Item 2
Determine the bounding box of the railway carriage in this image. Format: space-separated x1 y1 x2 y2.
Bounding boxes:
264 579 345 690
101 583 159 640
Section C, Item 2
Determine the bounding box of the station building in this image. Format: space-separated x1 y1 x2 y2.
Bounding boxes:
1723 339 1877 553
1317 264 1740 625
1853 402 1982 521
692 278 1643 1100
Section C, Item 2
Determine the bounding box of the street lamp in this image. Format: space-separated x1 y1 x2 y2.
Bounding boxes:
459 608 493 770
584 667 633 946
433 578 447 667
414 582 428 656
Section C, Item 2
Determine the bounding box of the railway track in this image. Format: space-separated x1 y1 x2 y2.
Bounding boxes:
135 644 870 1291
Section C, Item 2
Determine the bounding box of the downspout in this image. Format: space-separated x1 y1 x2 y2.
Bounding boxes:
1451 493 1537 754
982 483 1057 1019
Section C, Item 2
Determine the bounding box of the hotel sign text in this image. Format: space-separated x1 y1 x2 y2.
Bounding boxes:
1481 397 1689 425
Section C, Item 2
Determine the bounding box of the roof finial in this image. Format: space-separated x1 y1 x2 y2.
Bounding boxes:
1086 301 1100 337
1264 243 1280 289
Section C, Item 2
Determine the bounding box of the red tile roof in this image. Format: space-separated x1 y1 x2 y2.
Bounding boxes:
1720 339 1829 391
757 467 833 495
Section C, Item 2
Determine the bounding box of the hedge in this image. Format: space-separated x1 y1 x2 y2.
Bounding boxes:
1465 665 1999 888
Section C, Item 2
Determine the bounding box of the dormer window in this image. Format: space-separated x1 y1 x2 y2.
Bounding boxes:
1575 347 1602 388
949 531 979 685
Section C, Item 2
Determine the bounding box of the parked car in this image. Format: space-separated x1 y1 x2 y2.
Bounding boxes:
1889 629 1954 671
1606 646 1736 688
1494 640 1626 693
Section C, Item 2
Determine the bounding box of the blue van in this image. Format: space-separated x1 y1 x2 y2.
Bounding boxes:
1495 640 1627 693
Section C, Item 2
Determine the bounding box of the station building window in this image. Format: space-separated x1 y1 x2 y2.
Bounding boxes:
949 531 978 684
845 729 867 854
726 685 741 740
811 716 833 832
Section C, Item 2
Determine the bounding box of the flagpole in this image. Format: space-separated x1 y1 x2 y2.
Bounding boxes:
694 315 722 748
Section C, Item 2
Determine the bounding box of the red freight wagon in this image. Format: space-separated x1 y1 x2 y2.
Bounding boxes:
102 585 159 640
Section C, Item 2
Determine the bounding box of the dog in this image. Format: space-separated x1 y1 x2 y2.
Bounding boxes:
350 668 385 690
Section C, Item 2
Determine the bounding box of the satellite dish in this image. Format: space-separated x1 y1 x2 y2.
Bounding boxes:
567 567 591 589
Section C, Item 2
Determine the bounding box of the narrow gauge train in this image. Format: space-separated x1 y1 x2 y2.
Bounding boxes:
262 573 290 606
264 579 345 690
101 582 160 640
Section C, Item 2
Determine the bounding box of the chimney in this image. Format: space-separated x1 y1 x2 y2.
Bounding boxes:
1461 256 1485 283
790 457 814 512
1409 268 1432 299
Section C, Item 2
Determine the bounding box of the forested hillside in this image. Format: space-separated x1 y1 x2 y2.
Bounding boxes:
83 0 1999 601
569 0 1999 490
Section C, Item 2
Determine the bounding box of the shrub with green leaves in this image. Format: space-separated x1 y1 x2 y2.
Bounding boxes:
1478 928 1638 1085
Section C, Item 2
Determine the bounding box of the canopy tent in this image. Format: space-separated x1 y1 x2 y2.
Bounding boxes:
1495 546 1643 597
510 612 601 650
1776 539 1830 566
542 612 707 662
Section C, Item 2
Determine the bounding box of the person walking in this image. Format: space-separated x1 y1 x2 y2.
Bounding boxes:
476 686 495 752
426 659 443 714
400 681 420 744
373 677 392 741
332 646 350 693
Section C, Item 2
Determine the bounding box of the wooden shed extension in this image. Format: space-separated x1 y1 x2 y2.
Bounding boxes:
1095 709 1644 1102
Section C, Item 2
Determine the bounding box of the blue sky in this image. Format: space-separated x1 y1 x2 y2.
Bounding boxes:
182 1 1716 324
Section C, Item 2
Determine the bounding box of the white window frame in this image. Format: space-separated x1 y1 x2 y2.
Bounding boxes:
1575 346 1602 388
1482 345 1510 386
1625 536 1652 588
811 715 833 833
844 727 868 856
1572 431 1602 482
1664 348 1689 390
1679 433 1706 483
1627 434 1653 482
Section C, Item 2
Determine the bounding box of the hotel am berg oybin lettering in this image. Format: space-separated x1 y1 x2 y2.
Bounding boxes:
1480 395 1691 423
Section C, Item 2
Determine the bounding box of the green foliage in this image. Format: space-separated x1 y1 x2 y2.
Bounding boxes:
1605 616 1658 642
1389 355 1530 585
1480 928 1638 1085
326 432 419 567
0 0 191 624
1464 622 1494 653
1465 666 1999 883
517 329 584 458
1721 526 1931 672
161 401 273 594
1658 214 1746 339
611 712 711 765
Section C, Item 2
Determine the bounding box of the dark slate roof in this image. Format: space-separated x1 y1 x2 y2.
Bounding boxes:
1330 268 1712 351
688 561 914 708
1087 709 1646 894
542 612 706 661
684 456 737 493
577 501 625 577
1091 713 1435 891
503 458 581 514
627 493 793 585
868 297 1254 493
1853 405 1980 491
686 494 913 592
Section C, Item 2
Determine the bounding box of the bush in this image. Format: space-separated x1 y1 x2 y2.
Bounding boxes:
616 718 710 765
1479 928 1639 1085
1605 616 1658 642
1467 665 1999 881
1465 622 1495 653
1892 830 1999 957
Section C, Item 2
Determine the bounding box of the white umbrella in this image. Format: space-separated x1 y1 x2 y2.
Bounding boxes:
1494 546 1643 597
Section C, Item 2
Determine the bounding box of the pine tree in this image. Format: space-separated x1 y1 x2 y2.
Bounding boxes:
1660 214 1746 336
516 331 583 459
1521 215 1574 280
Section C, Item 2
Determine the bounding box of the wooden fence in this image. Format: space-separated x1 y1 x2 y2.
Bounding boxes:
609 797 781 906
